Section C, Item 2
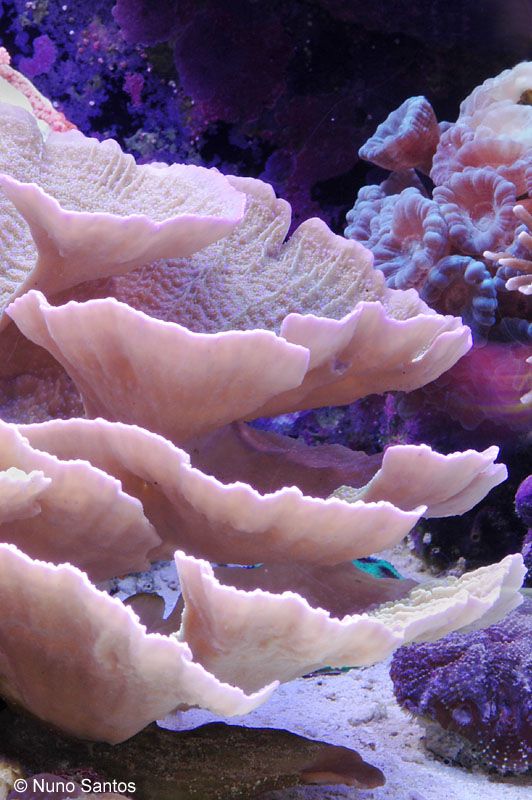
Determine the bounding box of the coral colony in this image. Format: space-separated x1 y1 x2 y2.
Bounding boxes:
345 63 532 428
391 598 532 774
0 20 530 799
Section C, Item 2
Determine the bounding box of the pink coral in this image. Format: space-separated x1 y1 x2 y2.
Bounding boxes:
177 552 524 693
0 57 524 746
434 167 518 255
0 101 246 328
459 61 532 126
0 543 276 743
6 417 427 572
0 47 74 133
431 123 531 194
358 96 440 174
431 63 532 194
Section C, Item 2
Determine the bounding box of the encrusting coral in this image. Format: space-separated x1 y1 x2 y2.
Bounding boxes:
0 55 526 750
390 598 532 774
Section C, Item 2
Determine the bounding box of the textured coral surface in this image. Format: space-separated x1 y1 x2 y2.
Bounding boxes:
390 599 532 774
1 0 531 230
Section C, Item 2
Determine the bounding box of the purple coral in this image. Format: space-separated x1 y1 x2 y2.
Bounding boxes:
346 61 532 433
516 476 532 584
390 600 532 774
421 255 498 332
344 184 396 249
522 530 532 586
18 34 57 79
112 0 179 45
348 187 449 290
516 475 532 528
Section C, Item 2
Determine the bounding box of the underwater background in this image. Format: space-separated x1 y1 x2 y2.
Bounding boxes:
0 1 531 799
0 0 530 231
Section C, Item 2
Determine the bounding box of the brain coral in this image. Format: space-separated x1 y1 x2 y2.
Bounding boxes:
0 56 525 747
390 599 532 774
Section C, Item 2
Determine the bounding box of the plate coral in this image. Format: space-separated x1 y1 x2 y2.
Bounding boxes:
0 52 526 769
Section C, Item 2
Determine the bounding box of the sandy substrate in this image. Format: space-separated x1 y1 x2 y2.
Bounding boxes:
161 660 530 800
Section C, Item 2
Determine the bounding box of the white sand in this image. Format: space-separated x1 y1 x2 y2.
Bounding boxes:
161 660 530 800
